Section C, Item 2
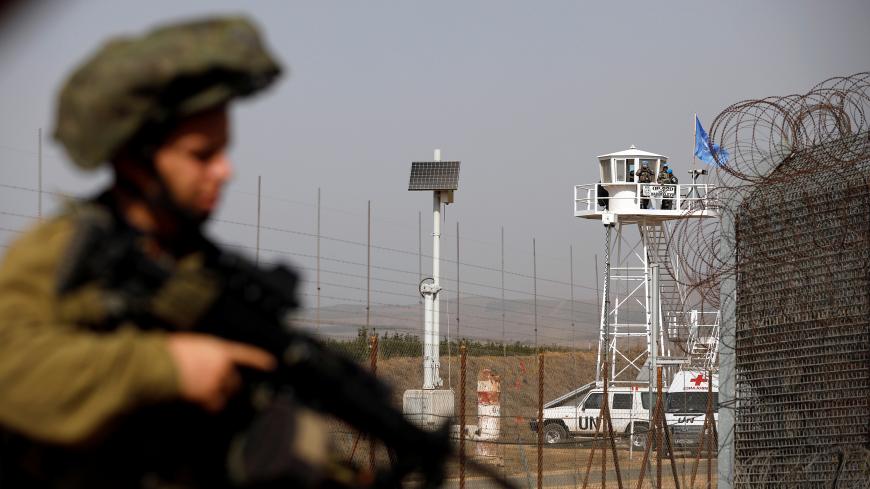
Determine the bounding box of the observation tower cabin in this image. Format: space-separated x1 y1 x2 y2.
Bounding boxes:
574 145 718 222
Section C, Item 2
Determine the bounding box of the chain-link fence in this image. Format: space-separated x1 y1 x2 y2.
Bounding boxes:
731 138 870 487
664 72 870 488
315 331 719 489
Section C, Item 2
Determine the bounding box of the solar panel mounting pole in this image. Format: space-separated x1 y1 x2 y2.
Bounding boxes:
428 149 443 389
409 152 459 391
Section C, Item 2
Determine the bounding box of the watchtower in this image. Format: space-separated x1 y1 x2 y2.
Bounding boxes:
575 145 720 385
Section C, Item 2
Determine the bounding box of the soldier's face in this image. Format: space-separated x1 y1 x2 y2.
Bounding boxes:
153 108 233 218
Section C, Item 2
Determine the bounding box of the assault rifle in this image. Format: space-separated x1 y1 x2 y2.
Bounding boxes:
58 211 515 489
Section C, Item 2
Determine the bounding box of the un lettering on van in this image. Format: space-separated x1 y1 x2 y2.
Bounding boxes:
578 416 600 430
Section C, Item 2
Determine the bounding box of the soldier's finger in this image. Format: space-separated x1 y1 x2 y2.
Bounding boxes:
223 341 277 371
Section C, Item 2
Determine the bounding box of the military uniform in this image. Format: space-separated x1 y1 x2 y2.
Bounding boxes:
0 17 331 488
659 170 678 210
635 166 654 209
657 168 670 185
0 209 179 437
0 204 217 487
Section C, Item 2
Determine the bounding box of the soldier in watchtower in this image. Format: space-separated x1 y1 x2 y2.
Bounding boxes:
635 160 655 209
657 164 671 185
660 168 678 210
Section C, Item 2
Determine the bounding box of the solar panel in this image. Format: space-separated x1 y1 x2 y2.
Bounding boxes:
408 161 461 191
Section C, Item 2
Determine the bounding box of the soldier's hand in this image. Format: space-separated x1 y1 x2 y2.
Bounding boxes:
166 333 276 412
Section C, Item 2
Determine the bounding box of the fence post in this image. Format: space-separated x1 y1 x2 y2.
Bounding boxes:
366 200 371 330
657 367 663 489
460 342 467 489
533 238 538 349
501 226 505 356
37 128 42 221
537 352 544 489
255 175 261 265
316 187 320 328
456 221 460 338
369 334 379 471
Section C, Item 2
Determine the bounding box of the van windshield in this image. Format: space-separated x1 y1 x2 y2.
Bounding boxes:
666 392 718 413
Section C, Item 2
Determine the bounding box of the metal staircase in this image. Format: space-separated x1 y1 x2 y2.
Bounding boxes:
639 221 719 373
687 310 720 372
640 221 686 352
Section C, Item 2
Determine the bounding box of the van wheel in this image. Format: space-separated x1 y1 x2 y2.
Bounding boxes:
543 423 568 444
629 423 650 450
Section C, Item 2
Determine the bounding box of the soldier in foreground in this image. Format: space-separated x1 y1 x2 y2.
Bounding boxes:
0 15 519 489
0 17 337 488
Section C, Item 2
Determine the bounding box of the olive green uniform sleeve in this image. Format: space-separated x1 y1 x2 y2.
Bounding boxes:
0 216 180 445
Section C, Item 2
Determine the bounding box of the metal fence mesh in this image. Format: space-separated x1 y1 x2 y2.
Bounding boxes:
671 72 870 488
733 142 870 487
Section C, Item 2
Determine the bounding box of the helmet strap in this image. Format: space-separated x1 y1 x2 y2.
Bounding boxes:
111 150 206 249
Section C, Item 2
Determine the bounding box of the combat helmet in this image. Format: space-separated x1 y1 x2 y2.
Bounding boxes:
54 16 282 169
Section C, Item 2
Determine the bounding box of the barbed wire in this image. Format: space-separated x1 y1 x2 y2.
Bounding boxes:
663 71 870 488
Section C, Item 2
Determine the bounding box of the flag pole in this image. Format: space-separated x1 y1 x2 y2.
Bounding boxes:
692 113 697 172
689 113 698 203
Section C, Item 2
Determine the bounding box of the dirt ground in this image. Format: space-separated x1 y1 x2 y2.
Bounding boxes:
434 440 717 488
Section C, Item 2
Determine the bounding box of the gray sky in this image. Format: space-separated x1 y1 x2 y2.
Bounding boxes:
1 1 868 337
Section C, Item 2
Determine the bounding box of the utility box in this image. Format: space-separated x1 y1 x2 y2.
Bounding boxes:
402 389 455 429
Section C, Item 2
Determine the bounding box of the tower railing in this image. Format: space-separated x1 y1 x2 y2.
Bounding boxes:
574 183 719 213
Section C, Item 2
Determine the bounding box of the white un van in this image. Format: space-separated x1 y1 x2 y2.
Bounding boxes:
665 371 719 451
531 381 662 448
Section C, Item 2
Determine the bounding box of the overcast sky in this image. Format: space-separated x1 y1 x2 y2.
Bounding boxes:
1 1 868 321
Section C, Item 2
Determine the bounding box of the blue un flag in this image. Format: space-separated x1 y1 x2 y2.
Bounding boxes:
694 116 729 165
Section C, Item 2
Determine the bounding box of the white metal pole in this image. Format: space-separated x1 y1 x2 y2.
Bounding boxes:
432 149 442 388
644 234 652 372
422 193 439 389
603 222 613 388
423 274 434 390
650 263 659 424
431 194 442 388
611 221 622 382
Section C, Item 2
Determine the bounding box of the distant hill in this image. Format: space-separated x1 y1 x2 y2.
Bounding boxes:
291 295 602 347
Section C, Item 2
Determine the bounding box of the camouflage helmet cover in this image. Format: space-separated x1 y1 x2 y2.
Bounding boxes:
54 16 282 169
